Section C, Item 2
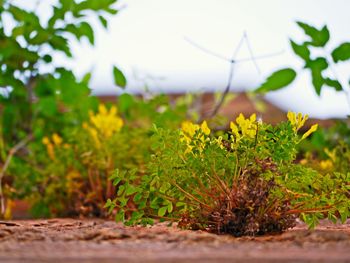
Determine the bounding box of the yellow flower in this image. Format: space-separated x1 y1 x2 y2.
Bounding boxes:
300 159 308 165
87 104 124 139
324 148 336 162
230 122 240 139
232 113 257 139
181 121 199 138
42 136 55 160
200 121 211 136
180 120 210 154
99 104 108 115
88 127 101 149
46 143 55 160
42 137 50 145
301 124 318 140
320 160 333 170
52 133 62 146
287 111 308 132
216 136 225 149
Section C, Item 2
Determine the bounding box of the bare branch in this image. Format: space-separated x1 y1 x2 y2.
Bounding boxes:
244 32 261 74
185 32 283 119
184 37 231 62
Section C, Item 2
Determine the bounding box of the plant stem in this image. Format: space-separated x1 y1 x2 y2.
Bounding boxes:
0 134 32 215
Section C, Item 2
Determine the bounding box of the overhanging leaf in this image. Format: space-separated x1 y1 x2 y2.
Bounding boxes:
256 68 297 93
305 57 328 71
290 40 310 61
311 70 324 96
297 21 330 47
113 66 127 88
331 42 350 63
305 58 329 96
98 15 108 29
79 22 94 45
324 78 342 91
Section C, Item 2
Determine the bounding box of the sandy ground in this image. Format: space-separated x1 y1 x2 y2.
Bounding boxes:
0 218 349 262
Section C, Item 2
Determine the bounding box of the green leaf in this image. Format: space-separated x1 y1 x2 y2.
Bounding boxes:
59 0 75 11
48 6 65 28
167 202 173 213
331 42 350 63
49 35 72 57
324 78 343 91
98 15 108 29
29 30 50 45
305 58 329 96
297 22 330 47
339 207 349 223
81 72 92 85
112 178 121 186
158 206 168 217
104 198 112 208
256 68 297 93
305 57 328 71
115 210 125 222
126 185 139 196
79 22 94 45
118 93 135 113
133 193 143 202
113 66 127 88
290 40 310 61
36 97 58 117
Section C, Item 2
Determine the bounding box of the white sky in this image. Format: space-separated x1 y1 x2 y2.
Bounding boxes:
15 0 350 118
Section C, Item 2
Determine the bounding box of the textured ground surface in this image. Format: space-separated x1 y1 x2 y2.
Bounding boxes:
0 218 350 262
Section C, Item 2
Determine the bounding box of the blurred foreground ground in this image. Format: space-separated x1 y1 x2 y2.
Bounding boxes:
0 218 349 262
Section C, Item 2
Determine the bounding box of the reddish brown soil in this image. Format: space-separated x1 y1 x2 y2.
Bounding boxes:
0 218 349 262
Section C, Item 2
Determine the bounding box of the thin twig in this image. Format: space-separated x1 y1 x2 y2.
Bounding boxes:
0 134 33 215
208 32 247 118
235 50 284 63
244 32 261 74
184 37 230 62
185 33 283 119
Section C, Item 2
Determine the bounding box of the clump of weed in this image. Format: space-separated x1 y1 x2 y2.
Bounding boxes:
107 113 350 236
178 159 296 236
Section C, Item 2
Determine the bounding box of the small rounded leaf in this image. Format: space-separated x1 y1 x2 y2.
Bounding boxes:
256 68 297 93
331 42 350 63
113 66 127 89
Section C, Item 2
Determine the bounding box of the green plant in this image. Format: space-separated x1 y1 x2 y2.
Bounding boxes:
28 94 189 217
299 121 350 174
106 112 349 236
256 21 349 99
0 0 124 217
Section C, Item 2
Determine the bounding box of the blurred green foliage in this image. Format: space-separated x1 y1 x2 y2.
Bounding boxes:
256 21 349 96
0 0 126 217
28 95 188 217
0 0 121 146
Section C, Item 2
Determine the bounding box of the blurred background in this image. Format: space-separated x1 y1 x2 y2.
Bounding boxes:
4 0 350 120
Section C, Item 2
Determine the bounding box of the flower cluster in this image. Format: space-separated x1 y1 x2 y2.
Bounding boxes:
230 113 258 141
42 133 65 160
83 104 124 148
287 111 318 140
180 121 210 153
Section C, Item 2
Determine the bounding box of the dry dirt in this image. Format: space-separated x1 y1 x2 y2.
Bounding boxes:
0 218 349 262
